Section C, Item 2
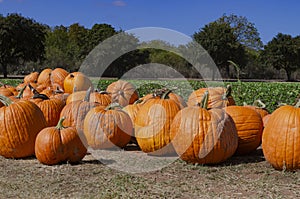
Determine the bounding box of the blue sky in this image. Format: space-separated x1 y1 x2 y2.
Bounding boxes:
0 0 300 44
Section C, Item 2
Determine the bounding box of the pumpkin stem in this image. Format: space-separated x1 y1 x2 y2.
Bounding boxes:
295 99 300 108
222 85 232 100
253 99 266 109
161 89 172 99
105 102 123 110
83 87 92 102
15 85 27 99
133 99 144 104
56 117 66 130
0 94 13 106
199 91 209 109
99 91 110 95
32 93 50 100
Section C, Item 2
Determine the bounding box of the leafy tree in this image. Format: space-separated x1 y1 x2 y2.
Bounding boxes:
261 33 299 81
0 13 46 78
193 21 246 80
218 14 263 50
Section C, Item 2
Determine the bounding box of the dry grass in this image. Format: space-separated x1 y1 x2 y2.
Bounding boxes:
0 148 299 198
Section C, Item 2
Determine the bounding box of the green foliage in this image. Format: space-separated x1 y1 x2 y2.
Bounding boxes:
0 13 46 77
260 33 300 81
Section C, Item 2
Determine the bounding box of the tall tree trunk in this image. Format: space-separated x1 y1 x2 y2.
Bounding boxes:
1 64 7 78
286 69 292 81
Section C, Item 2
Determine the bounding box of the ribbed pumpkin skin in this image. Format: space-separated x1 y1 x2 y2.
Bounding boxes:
187 87 235 108
0 87 14 97
35 125 87 165
135 98 181 154
83 106 132 149
66 91 111 106
244 105 269 119
50 68 69 89
30 98 65 127
106 80 139 107
0 100 47 158
24 72 39 84
37 68 52 86
262 106 300 171
225 106 263 155
141 92 187 109
170 107 238 164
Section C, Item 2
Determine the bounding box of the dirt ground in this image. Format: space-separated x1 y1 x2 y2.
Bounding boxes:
0 147 299 199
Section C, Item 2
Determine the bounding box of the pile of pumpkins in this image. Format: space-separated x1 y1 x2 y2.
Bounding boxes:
0 68 299 171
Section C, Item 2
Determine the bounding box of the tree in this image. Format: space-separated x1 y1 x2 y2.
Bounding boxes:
193 21 246 80
218 14 263 50
0 13 46 78
261 33 299 81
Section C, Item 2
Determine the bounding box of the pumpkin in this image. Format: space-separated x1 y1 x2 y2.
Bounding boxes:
262 103 300 171
187 85 235 108
0 86 14 97
63 72 93 93
106 80 139 107
243 100 269 119
83 103 132 149
35 117 87 165
66 90 111 106
37 68 52 86
135 90 181 155
30 93 65 127
262 114 271 128
60 87 99 145
141 88 187 109
225 106 263 155
0 95 47 158
24 72 39 84
50 67 69 89
170 91 238 164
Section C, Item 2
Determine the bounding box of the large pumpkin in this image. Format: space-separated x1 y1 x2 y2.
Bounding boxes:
106 80 139 107
30 93 65 127
83 103 132 149
170 92 238 164
24 72 39 84
135 90 181 155
35 117 87 165
37 68 52 86
0 95 47 158
225 106 263 155
187 85 235 108
66 90 111 106
63 72 93 93
262 104 300 171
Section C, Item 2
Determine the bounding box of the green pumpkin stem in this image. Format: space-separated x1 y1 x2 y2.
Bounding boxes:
84 87 92 102
105 102 123 110
161 89 172 99
223 85 232 100
15 85 27 99
295 99 300 108
253 99 266 109
0 94 13 106
199 91 209 109
56 117 66 130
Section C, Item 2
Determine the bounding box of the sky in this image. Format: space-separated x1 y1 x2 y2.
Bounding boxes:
0 0 300 45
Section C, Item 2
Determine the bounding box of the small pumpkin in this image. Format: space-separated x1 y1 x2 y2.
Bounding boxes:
83 103 132 149
187 85 235 108
106 80 139 107
262 101 300 171
135 90 181 155
225 106 263 155
66 90 111 106
63 72 93 93
24 72 39 84
0 95 47 158
37 68 52 86
35 117 87 165
50 67 69 89
170 91 238 164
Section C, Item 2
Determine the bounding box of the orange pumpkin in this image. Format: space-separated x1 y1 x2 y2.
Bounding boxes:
0 95 47 158
170 92 238 164
106 80 139 107
30 93 65 127
24 72 39 84
66 90 111 106
37 68 52 86
187 85 235 108
35 117 87 165
63 72 93 93
83 103 132 149
243 100 269 119
225 106 263 155
262 104 300 171
135 90 181 155
50 67 69 89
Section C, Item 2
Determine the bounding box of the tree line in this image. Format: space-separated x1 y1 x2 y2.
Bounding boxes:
1 13 300 81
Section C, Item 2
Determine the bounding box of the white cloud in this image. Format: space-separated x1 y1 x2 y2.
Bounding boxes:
112 0 126 7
